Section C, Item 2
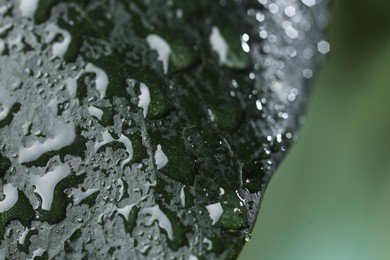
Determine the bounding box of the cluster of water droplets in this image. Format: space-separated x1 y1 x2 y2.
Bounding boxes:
0 0 328 259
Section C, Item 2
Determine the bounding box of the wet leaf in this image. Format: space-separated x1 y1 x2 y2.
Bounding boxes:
0 0 327 259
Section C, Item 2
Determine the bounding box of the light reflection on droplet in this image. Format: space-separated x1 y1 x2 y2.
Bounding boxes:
259 30 268 39
256 13 265 22
300 20 312 31
268 34 277 43
303 68 313 79
242 33 250 42
268 3 279 14
303 47 314 59
232 80 239 88
317 40 330 54
247 9 256 17
301 0 316 7
256 100 263 111
241 41 250 53
284 6 296 17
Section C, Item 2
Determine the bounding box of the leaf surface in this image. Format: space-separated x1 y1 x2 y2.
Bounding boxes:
0 0 327 258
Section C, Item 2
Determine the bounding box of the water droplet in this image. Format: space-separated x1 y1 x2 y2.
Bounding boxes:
0 184 18 213
205 202 223 225
303 68 313 79
317 40 330 54
146 34 172 74
210 26 228 64
284 6 296 17
245 233 252 242
155 144 168 170
31 163 70 210
19 0 39 17
256 100 263 111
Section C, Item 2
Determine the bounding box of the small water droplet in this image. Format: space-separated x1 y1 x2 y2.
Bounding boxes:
245 233 252 242
317 40 330 54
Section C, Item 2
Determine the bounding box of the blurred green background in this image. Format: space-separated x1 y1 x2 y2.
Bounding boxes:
240 1 390 260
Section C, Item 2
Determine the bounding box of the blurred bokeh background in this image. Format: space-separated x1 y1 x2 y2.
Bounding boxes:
240 1 390 259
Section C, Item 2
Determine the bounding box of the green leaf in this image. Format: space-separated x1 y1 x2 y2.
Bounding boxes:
0 0 327 259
